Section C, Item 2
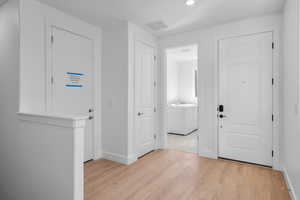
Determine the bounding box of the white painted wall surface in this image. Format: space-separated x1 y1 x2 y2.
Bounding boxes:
167 59 179 103
167 59 197 104
19 0 46 113
101 20 129 162
177 60 198 104
282 0 300 198
17 113 87 200
159 14 282 161
0 0 97 199
101 21 157 164
0 1 21 199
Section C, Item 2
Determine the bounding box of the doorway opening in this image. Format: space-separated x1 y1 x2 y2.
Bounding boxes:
165 44 199 154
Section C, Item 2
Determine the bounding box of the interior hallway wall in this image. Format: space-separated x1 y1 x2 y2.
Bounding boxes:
167 58 179 104
0 1 21 199
167 59 197 104
101 21 129 160
177 60 198 104
282 0 300 198
101 21 157 164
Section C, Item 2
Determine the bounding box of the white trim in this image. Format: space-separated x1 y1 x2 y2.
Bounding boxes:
45 13 102 161
282 167 298 200
161 44 201 156
214 30 281 169
17 112 88 128
102 152 137 165
199 149 218 159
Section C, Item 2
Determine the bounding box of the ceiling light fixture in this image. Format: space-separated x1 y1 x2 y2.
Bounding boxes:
186 0 195 6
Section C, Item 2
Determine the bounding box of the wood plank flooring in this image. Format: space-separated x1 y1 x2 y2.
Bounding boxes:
84 150 290 200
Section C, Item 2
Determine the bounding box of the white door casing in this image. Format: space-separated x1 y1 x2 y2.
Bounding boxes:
49 26 95 162
218 32 273 166
135 40 156 158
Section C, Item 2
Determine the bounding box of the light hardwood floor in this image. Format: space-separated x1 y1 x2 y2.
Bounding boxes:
84 150 291 200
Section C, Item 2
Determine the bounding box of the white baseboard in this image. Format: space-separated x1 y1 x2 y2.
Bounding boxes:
102 152 137 165
282 167 298 200
199 149 218 159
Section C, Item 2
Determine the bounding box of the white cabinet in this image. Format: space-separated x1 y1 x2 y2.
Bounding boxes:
167 104 198 135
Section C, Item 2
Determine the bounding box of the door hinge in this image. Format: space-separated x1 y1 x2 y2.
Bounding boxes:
50 76 54 84
272 78 274 85
154 56 157 61
272 114 274 122
154 81 157 87
154 107 157 112
272 42 274 49
272 150 274 157
51 35 54 44
154 134 157 139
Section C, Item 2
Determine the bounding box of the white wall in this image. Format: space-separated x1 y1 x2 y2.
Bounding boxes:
282 0 300 198
167 59 197 104
159 14 282 162
101 21 157 164
177 60 197 104
0 0 96 199
17 113 86 200
19 0 46 113
167 58 179 103
101 20 129 161
0 1 21 199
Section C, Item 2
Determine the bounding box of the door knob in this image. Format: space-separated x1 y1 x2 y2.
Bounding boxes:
137 112 144 116
89 116 94 120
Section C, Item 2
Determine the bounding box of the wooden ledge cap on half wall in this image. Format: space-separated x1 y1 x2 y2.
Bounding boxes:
17 112 89 128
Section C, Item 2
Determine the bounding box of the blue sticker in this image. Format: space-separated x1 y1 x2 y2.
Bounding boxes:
64 72 84 88
65 84 83 88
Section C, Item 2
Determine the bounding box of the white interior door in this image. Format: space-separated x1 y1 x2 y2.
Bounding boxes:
218 32 273 166
135 41 156 157
50 27 94 162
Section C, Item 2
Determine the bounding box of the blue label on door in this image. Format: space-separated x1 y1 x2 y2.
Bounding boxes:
64 72 84 88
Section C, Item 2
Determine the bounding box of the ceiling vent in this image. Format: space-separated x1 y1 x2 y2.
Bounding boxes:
146 21 168 31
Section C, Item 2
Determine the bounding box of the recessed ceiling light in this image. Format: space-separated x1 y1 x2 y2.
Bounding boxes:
186 0 195 6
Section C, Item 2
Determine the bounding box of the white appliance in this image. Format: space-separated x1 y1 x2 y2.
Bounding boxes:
167 104 198 135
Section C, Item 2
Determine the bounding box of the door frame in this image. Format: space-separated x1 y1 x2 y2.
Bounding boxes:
214 31 280 169
161 44 200 155
45 15 102 161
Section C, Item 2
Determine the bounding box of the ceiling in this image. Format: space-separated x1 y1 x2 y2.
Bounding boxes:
37 0 285 36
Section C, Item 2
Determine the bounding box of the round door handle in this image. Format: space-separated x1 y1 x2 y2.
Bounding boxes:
89 116 94 120
138 112 144 116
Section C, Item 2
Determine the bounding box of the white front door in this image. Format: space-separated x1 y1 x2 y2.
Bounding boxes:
50 27 94 162
218 32 273 166
135 41 156 157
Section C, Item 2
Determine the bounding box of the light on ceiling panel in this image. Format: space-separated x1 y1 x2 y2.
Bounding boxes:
186 0 195 6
